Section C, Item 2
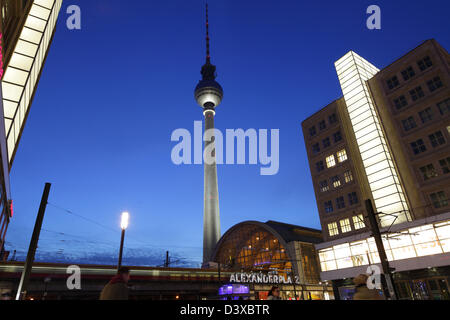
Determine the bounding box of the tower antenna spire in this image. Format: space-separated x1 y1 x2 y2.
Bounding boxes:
205 2 211 64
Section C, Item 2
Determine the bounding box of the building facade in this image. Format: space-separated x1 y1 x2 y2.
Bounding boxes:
302 39 450 299
0 0 62 256
211 220 333 300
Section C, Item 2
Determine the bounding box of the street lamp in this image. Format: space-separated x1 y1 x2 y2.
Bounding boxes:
117 212 129 271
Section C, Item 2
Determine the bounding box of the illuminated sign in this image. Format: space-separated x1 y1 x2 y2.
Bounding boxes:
230 272 300 285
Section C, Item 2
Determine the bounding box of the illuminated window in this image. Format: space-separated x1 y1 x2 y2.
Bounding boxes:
417 56 432 71
333 131 342 143
322 137 330 148
312 143 320 154
316 161 324 172
319 180 329 192
328 222 339 237
409 86 425 101
386 76 399 89
344 170 353 183
439 157 450 174
429 131 445 148
324 201 334 213
340 219 351 233
331 175 341 188
419 107 433 123
326 155 336 168
329 113 337 125
336 196 345 209
309 126 316 136
401 116 417 131
353 215 366 230
419 164 438 181
348 192 358 205
437 98 450 115
319 120 326 131
427 76 443 92
337 149 347 163
394 95 408 110
410 139 427 155
430 192 448 208
401 66 415 81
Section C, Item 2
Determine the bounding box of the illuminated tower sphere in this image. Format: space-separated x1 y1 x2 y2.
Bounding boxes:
194 3 223 265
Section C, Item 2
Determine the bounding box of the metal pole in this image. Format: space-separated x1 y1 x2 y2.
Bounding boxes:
365 199 397 300
15 183 51 300
117 228 125 271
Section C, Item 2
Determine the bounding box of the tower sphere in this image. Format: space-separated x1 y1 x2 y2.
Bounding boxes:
195 79 223 109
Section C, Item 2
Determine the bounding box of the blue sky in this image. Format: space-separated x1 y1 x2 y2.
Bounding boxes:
5 0 450 266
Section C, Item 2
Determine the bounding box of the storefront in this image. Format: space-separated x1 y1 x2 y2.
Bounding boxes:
211 220 334 300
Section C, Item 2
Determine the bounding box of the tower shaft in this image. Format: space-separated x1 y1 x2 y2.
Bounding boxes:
203 110 220 263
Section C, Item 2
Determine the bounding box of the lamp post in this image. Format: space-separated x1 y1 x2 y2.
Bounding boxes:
117 212 129 271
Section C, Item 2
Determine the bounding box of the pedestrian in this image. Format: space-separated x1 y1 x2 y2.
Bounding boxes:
352 274 384 300
267 286 281 300
99 267 130 300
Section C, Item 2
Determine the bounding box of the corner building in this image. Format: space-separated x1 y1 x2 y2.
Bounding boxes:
302 39 450 300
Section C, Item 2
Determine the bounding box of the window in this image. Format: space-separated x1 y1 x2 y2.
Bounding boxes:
340 219 351 233
337 149 348 162
316 161 324 172
322 137 330 148
319 180 329 192
319 120 326 131
427 76 443 92
387 76 399 89
419 164 438 181
326 155 336 168
437 98 450 115
417 56 432 71
324 201 334 213
409 86 425 101
394 95 408 110
344 170 353 183
428 131 445 148
333 131 342 143
336 196 345 209
309 126 316 136
439 157 450 174
328 222 339 237
401 116 417 131
348 192 358 205
353 215 365 230
401 67 415 81
312 143 320 154
410 139 427 155
419 107 433 123
331 175 341 188
329 113 337 125
430 191 448 208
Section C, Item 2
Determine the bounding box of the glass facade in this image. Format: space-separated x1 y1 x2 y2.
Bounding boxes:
214 223 293 277
319 219 450 272
335 51 410 227
1 0 62 165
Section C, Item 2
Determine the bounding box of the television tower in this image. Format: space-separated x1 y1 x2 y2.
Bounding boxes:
194 3 223 264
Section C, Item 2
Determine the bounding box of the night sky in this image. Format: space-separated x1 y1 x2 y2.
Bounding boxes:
5 0 450 267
